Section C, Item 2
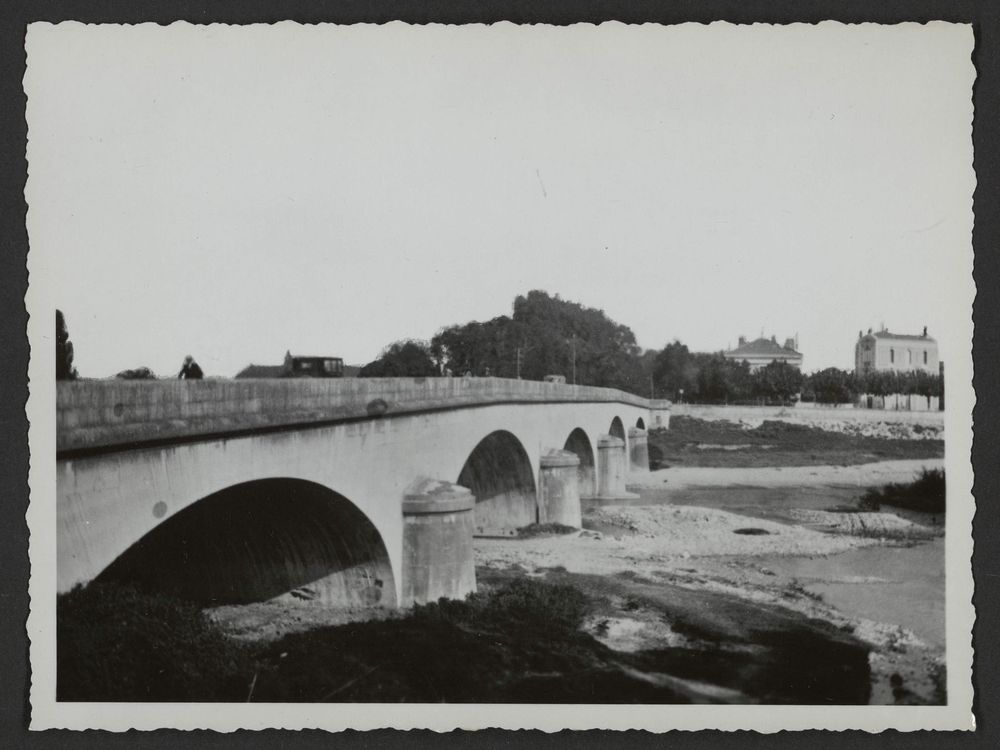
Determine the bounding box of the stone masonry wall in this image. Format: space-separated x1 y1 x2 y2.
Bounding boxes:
58 377 651 453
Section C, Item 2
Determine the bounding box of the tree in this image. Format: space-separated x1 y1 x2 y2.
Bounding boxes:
359 339 439 377
430 317 513 376
652 341 698 400
56 309 77 380
807 368 856 404
509 290 642 390
430 290 645 392
752 361 804 404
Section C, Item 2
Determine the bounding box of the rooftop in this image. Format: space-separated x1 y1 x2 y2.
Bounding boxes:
869 330 936 342
726 337 801 357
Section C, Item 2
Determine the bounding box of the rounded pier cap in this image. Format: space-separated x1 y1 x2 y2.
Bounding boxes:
628 426 648 438
402 477 475 515
597 434 625 448
540 448 581 468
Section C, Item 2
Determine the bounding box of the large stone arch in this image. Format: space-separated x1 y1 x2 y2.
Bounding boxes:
609 415 627 451
96 478 396 608
563 427 596 498
457 429 537 536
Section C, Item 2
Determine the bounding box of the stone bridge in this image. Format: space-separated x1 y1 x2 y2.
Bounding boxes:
56 378 672 610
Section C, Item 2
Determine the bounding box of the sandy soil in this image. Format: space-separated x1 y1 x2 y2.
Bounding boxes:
475 506 881 577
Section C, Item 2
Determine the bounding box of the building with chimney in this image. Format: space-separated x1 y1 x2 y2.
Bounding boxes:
854 326 938 376
723 334 803 372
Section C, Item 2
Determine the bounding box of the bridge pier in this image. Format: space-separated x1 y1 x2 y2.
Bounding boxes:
628 427 650 474
538 449 582 528
595 434 639 501
401 478 477 607
649 399 672 429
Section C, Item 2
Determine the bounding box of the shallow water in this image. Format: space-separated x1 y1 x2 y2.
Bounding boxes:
602 483 945 649
765 539 945 648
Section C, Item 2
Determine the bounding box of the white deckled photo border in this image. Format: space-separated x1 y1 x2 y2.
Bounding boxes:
25 20 976 732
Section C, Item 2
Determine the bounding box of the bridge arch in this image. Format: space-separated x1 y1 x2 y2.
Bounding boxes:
636 416 646 430
609 416 626 443
458 429 537 536
96 478 396 608
563 427 596 498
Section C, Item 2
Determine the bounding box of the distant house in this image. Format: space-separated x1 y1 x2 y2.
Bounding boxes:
723 335 803 372
854 327 938 376
235 351 346 379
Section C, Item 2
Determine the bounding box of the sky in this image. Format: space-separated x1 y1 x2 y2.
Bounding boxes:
25 22 975 378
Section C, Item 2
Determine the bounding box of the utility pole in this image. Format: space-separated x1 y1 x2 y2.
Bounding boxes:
650 373 654 400
571 336 577 385
516 347 522 379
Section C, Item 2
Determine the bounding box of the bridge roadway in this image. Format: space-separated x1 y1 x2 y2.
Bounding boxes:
57 377 672 609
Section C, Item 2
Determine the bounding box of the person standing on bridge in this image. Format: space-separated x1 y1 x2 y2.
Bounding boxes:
177 355 204 380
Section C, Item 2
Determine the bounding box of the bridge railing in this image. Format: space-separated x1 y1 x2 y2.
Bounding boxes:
57 377 652 453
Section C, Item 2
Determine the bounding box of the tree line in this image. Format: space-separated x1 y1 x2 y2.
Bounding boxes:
361 290 651 393
359 290 943 404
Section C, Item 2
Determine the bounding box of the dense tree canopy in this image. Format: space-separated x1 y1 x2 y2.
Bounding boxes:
429 290 647 392
359 339 439 377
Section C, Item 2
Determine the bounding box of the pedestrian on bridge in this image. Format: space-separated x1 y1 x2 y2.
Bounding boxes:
178 355 204 380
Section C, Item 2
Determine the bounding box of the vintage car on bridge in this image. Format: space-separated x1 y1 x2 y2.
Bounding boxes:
235 350 345 379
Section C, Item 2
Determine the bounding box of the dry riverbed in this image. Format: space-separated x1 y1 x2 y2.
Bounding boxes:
474 459 946 705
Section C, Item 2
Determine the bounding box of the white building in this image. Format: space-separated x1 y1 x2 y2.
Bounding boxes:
723 335 803 372
854 327 938 376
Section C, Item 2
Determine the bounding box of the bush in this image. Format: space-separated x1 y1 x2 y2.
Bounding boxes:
57 583 253 701
860 469 945 514
413 577 589 633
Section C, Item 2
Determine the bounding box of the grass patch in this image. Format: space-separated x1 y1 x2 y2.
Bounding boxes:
57 583 254 701
648 417 942 469
57 575 876 704
860 469 946 514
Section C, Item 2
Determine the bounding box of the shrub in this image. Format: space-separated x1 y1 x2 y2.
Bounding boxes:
860 469 945 514
57 582 253 701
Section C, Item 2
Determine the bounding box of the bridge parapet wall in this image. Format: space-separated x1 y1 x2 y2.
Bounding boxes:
57 377 651 453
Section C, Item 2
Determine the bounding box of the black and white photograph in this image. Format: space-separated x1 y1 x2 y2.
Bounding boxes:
24 21 975 732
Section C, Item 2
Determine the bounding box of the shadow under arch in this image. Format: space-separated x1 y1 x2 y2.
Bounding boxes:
563 427 597 498
458 430 537 536
609 416 626 446
96 478 396 608
636 417 646 430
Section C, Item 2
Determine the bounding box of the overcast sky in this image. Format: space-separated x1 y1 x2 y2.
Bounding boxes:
26 22 974 378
